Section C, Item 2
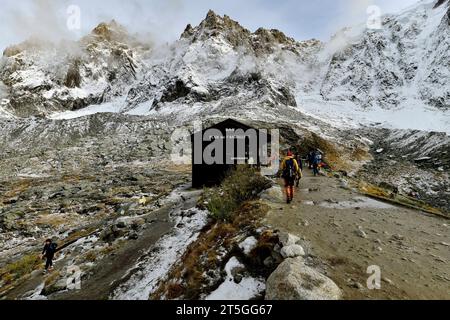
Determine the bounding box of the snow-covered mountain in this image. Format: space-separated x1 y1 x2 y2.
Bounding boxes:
321 0 450 110
0 20 146 118
0 0 448 132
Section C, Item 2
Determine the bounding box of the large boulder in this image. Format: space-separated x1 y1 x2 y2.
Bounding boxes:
266 257 342 300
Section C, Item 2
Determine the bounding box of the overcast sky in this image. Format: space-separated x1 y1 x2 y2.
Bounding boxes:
0 0 426 51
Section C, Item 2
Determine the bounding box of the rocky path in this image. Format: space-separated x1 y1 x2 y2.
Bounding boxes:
264 170 450 300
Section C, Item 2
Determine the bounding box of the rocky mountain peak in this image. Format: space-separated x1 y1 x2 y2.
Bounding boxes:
202 10 243 30
180 10 320 56
181 24 194 38
90 20 129 42
181 10 251 46
3 44 23 57
204 9 220 24
253 28 294 45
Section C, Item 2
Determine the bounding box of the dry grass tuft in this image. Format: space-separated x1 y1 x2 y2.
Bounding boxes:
0 254 42 285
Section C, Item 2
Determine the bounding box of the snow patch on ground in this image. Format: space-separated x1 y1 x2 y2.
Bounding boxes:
49 101 123 120
23 283 47 300
124 99 154 116
0 235 37 263
319 197 395 210
239 237 258 255
205 257 265 300
71 234 100 253
0 105 14 119
297 95 450 134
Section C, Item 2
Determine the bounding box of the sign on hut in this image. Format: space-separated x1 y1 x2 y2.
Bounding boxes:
191 119 272 188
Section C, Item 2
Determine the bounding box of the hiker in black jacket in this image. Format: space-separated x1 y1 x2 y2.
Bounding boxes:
308 151 314 169
41 239 57 274
295 153 303 187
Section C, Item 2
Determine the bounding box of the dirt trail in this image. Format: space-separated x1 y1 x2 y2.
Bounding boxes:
264 169 450 300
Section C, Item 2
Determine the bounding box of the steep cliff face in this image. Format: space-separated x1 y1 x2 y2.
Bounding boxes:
320 0 450 111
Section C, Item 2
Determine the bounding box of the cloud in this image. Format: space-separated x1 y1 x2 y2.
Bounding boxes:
0 0 425 52
6 0 77 45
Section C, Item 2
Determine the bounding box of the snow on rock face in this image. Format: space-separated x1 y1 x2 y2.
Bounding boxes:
0 81 14 118
320 0 450 111
0 10 321 120
120 10 321 117
181 9 321 57
0 21 144 118
0 4 448 135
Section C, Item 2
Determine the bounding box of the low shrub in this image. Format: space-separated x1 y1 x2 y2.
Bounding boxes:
205 166 271 222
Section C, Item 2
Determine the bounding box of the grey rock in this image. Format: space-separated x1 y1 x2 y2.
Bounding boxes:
266 257 342 300
231 267 246 284
128 232 139 240
100 225 126 242
116 221 127 229
355 227 368 239
339 179 349 189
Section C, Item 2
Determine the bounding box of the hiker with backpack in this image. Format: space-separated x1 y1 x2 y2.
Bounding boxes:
295 152 303 187
312 151 321 177
41 239 57 274
280 151 302 204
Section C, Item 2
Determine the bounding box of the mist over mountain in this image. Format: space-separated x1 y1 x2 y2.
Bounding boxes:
0 0 448 133
0 0 449 301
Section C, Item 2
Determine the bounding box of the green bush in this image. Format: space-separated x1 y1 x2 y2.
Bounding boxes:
206 192 236 222
205 166 272 222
